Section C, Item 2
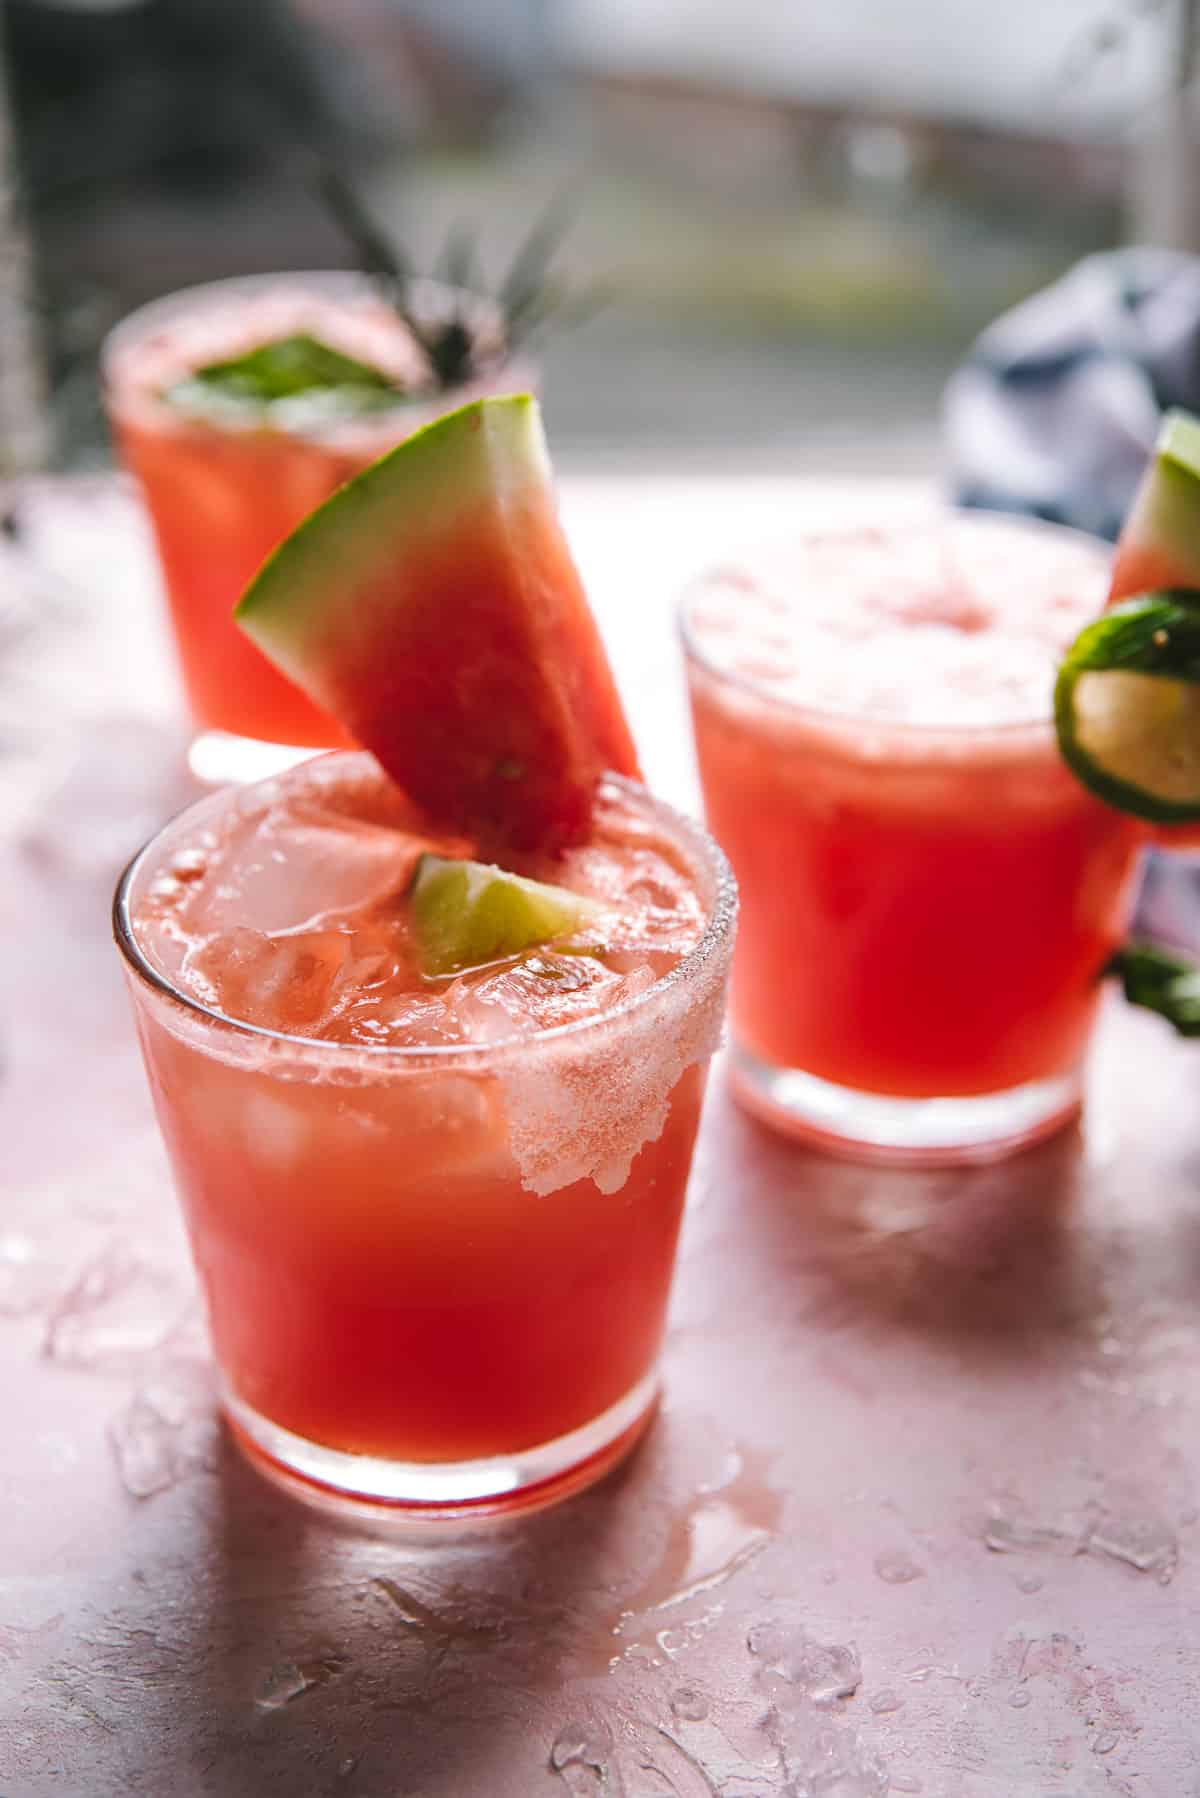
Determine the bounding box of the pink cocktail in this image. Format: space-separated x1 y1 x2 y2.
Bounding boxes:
682 514 1144 1161
104 273 528 781
114 753 734 1515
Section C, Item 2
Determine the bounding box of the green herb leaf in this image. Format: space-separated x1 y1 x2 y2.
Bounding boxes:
1063 591 1200 678
1107 941 1200 1035
165 333 403 419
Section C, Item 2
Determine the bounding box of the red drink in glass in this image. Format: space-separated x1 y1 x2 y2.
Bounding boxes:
682 515 1144 1162
114 753 734 1515
104 273 528 781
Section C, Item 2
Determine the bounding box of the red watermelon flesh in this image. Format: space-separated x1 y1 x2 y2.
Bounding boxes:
236 395 639 854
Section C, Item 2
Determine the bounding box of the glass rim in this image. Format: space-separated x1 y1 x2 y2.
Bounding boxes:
112 761 737 1068
677 508 1111 740
100 268 500 366
100 270 525 437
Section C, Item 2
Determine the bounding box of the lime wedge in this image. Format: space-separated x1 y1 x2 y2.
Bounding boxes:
1158 408 1200 484
1055 592 1200 822
410 855 601 976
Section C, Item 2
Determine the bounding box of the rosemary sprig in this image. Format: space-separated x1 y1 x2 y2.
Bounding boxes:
317 166 599 391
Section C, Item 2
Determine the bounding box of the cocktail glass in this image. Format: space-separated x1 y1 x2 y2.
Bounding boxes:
104 271 531 785
681 514 1145 1163
113 757 735 1518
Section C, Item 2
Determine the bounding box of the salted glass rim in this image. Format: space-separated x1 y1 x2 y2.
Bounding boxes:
677 508 1112 740
112 760 737 1066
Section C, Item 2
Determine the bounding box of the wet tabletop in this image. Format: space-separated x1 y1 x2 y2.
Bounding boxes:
3 475 1200 1798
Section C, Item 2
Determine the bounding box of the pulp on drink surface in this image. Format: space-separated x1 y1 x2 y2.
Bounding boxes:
684 517 1144 1100
124 755 718 1466
106 278 519 748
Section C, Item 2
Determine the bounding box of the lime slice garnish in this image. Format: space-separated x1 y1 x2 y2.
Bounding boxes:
410 854 601 976
1055 591 1200 822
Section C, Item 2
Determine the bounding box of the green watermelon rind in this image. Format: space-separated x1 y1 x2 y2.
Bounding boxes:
235 392 547 668
1123 407 1200 592
1158 408 1200 484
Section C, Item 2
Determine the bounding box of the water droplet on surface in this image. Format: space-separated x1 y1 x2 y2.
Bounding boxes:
107 1371 215 1497
1092 1732 1119 1756
1013 1571 1043 1594
615 1605 723 1674
1008 1689 1031 1709
670 1688 709 1722
623 1451 782 1616
370 1579 437 1628
338 1755 358 1778
747 1621 788 1661
108 1393 181 1498
551 1719 620 1791
43 1246 188 1369
630 1724 719 1796
964 1678 983 1698
255 1656 345 1710
873 1552 924 1586
979 1509 1072 1557
771 1718 887 1797
1085 1513 1179 1585
867 1691 903 1715
750 1626 862 1707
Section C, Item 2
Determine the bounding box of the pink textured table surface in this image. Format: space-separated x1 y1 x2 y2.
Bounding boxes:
2 476 1199 1798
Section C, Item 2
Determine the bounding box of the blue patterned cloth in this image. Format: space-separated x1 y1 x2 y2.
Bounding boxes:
944 247 1200 542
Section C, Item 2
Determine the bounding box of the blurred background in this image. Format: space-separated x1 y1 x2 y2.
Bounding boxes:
0 0 1196 476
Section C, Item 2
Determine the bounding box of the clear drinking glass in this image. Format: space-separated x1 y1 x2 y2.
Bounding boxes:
113 758 735 1518
680 514 1145 1163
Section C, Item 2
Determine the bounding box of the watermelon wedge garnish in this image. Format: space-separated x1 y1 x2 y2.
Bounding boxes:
1109 408 1200 604
236 395 639 853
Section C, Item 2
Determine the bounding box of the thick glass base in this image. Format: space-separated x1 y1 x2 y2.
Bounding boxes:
223 1370 660 1522
729 1044 1082 1166
187 729 320 786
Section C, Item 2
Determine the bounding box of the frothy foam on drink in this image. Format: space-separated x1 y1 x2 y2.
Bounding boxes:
686 518 1110 729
